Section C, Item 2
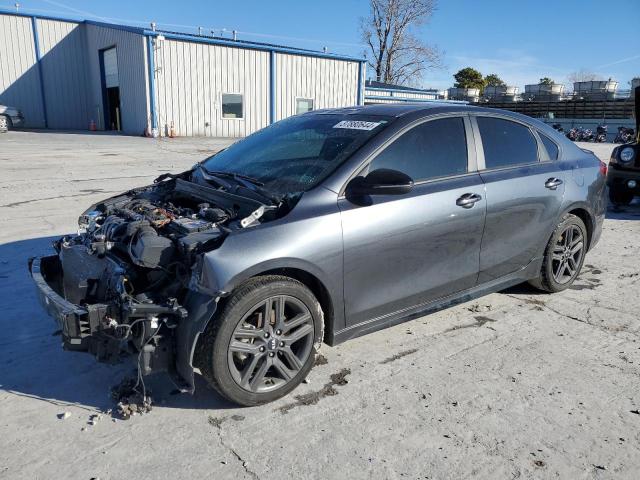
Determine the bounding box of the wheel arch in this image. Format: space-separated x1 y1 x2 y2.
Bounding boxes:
232 267 335 344
203 258 338 344
565 205 594 249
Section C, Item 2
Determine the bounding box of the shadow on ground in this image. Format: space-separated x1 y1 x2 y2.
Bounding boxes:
606 197 640 220
0 235 234 414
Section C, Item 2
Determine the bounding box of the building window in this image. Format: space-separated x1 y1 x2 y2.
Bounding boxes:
222 93 243 119
295 98 314 115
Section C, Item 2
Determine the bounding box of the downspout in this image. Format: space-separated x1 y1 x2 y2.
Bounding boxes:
269 50 276 124
357 61 364 106
146 35 158 137
31 17 48 128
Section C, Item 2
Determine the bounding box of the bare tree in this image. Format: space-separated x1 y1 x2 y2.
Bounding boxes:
568 69 603 83
361 0 442 86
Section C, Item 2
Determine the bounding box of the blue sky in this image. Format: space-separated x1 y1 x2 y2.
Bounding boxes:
4 0 639 91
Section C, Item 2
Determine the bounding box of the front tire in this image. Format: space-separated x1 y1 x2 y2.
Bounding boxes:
609 188 634 206
198 275 323 406
529 214 587 293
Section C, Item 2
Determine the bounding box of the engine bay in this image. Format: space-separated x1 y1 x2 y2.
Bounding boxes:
43 173 286 372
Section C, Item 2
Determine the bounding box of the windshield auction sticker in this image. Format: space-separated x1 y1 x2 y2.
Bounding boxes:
333 120 381 130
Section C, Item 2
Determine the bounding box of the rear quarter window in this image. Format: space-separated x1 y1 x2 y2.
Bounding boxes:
539 133 559 160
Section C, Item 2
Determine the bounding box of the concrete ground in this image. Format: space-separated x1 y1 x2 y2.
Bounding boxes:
1 131 639 480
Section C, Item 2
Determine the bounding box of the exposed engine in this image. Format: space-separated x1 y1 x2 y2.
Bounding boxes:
45 174 282 373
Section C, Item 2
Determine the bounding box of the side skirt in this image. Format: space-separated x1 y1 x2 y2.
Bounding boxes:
329 258 541 345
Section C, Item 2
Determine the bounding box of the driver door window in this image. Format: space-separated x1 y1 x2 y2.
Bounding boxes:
368 117 468 181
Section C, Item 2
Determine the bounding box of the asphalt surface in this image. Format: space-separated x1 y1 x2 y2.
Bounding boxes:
1 131 639 479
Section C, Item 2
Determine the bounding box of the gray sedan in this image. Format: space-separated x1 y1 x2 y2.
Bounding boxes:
30 104 607 406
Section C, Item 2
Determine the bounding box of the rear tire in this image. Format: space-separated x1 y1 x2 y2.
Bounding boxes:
609 188 634 206
529 214 587 293
197 275 324 406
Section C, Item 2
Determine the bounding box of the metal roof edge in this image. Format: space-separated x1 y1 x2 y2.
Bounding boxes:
0 8 146 34
143 30 366 63
0 10 365 62
85 19 146 35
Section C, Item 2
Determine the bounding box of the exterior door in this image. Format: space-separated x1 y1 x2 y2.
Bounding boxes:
473 115 565 283
100 47 121 131
339 116 486 328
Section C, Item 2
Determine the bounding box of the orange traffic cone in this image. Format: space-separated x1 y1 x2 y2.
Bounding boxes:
89 119 96 131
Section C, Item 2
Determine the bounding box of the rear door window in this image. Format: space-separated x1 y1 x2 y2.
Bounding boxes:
368 117 468 182
477 117 539 169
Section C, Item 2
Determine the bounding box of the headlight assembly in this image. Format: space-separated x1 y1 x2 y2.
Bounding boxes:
620 146 636 164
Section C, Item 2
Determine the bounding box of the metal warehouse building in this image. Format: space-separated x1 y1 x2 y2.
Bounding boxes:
364 80 446 104
0 10 365 137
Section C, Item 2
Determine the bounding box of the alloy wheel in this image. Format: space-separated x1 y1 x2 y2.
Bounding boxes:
228 295 315 393
551 225 584 284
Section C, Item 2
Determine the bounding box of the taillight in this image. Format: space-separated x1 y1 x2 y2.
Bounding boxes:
599 161 607 176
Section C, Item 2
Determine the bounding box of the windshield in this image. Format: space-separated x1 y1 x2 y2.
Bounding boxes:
202 114 393 195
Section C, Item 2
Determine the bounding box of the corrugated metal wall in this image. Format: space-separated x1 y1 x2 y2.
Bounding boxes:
36 18 92 129
274 54 360 121
153 39 270 137
2 12 363 138
85 24 149 135
0 14 44 127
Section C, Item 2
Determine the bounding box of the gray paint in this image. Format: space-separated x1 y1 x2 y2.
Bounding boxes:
188 104 606 369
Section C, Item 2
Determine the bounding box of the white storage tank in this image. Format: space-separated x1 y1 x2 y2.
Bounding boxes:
524 83 564 101
447 87 480 102
483 85 518 101
573 80 618 100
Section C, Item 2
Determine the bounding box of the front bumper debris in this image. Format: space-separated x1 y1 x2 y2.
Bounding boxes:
29 246 219 393
29 255 95 347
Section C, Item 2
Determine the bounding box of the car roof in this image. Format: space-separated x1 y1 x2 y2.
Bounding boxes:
311 103 469 117
311 103 554 128
311 103 532 118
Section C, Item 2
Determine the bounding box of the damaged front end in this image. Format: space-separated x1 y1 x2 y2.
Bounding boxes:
29 171 285 392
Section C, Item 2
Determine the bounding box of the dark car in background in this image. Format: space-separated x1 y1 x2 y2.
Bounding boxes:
0 104 25 132
606 87 640 205
30 104 607 406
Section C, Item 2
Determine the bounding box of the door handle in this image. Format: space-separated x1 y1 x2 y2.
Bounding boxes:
456 193 482 208
545 177 563 190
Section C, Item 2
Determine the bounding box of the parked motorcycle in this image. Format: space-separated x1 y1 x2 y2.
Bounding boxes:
595 124 608 143
614 126 635 144
580 128 595 142
566 128 579 141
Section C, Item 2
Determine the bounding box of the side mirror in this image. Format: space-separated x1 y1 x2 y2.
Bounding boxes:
346 168 414 197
